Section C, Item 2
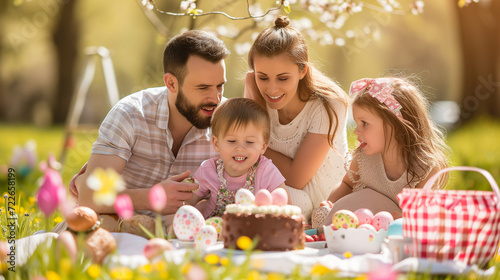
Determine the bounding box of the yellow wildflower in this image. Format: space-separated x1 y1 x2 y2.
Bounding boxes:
267 272 284 280
220 257 229 266
246 270 261 280
204 254 219 265
139 263 152 274
87 264 101 278
54 216 63 224
310 264 330 276
182 263 192 275
29 197 36 204
110 266 133 280
153 260 167 271
236 236 252 250
87 168 125 206
46 271 62 280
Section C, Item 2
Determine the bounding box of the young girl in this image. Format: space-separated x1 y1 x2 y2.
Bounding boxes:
323 77 450 223
245 16 349 222
187 98 289 218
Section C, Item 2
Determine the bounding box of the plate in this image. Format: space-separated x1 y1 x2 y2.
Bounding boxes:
305 241 327 249
169 239 223 249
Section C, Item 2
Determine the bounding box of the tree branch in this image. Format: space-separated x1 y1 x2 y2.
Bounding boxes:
148 0 283 20
136 0 169 37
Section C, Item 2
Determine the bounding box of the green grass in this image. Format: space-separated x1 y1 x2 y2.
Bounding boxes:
446 116 500 192
1 119 500 279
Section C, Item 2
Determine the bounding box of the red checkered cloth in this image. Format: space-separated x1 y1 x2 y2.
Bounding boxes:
398 166 500 267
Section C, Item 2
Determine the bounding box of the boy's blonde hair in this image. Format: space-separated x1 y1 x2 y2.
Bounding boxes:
211 98 271 143
352 77 450 188
248 15 348 148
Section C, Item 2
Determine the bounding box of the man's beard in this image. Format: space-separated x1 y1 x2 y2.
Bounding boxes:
175 88 216 129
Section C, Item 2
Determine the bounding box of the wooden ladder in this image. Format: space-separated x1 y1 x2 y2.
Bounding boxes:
60 46 120 165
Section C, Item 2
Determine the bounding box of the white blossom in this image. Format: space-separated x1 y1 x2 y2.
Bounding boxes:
334 37 345 46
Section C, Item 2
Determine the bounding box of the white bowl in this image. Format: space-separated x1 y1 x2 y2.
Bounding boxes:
323 226 387 254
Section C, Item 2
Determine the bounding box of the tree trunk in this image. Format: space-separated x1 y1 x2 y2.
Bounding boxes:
0 2 7 121
455 1 500 123
52 0 79 124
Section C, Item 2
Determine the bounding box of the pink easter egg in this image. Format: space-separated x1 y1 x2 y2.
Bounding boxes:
357 224 376 231
371 211 394 231
271 188 288 206
354 208 374 225
143 238 174 260
255 189 273 206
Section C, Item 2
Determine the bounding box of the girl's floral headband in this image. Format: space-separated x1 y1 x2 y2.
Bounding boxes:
349 78 403 119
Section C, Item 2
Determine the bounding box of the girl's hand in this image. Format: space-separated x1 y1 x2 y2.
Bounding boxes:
244 71 266 107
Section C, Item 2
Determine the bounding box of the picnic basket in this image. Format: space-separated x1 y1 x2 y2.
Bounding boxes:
397 166 500 266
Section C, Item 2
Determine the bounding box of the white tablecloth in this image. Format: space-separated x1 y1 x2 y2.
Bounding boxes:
15 232 498 277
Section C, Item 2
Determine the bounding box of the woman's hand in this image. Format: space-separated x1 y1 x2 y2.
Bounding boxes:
244 71 266 107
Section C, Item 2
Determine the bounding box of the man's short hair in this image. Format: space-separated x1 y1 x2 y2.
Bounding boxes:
163 30 230 85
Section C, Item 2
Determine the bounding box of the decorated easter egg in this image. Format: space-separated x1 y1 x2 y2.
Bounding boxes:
235 189 255 205
354 208 374 225
271 188 288 206
386 218 403 236
205 217 223 241
312 206 330 229
371 211 394 231
319 200 333 208
66 206 98 232
332 210 359 229
357 224 377 231
194 225 218 249
143 238 174 260
255 189 273 206
173 205 205 241
182 177 199 192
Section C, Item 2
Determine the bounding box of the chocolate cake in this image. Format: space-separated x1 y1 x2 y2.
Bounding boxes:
222 204 305 251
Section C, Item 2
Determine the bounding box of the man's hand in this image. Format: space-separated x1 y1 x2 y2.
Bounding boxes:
69 162 88 202
158 170 199 215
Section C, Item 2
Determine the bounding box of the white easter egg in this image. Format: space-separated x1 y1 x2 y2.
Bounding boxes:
205 217 224 241
194 225 218 249
173 205 205 241
235 189 255 205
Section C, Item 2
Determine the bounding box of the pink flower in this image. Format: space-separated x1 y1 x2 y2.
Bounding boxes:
114 194 134 220
36 169 66 217
149 184 167 213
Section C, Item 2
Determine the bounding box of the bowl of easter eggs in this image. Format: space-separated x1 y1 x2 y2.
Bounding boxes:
323 208 392 255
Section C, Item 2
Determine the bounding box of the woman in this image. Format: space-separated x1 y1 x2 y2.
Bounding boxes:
244 16 349 221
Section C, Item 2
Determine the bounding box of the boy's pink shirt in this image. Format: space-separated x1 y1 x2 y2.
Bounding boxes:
193 155 285 218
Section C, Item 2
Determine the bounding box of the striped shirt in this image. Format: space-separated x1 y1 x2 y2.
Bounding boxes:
92 87 218 192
